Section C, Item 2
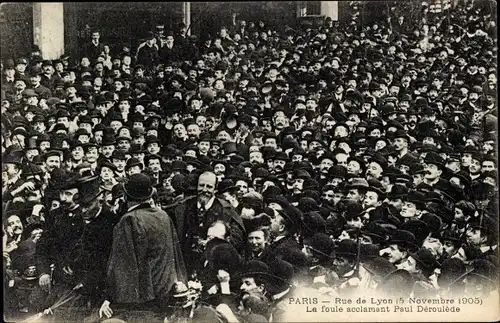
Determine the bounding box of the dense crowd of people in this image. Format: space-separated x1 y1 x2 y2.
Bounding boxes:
2 1 498 322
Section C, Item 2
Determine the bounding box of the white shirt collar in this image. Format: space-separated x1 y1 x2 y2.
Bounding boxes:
197 196 216 210
85 207 102 224
272 287 290 301
480 245 497 253
127 203 145 213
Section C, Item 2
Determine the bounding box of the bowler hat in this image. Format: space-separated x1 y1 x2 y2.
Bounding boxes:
387 230 418 250
217 179 237 194
388 184 408 200
335 239 358 258
360 221 390 244
209 242 243 276
363 256 396 279
171 160 188 173
125 158 143 170
405 190 426 207
400 219 430 245
424 151 444 168
236 260 273 283
304 233 335 258
410 248 440 270
377 269 414 296
301 211 326 236
55 171 81 190
328 165 347 179
123 173 154 201
77 175 104 205
267 258 294 287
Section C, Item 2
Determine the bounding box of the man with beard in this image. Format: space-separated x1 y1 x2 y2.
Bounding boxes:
186 123 201 140
316 153 335 187
170 171 245 276
43 150 62 174
289 169 310 202
35 172 87 310
238 259 271 297
440 230 463 260
260 205 307 271
99 173 186 322
249 149 265 166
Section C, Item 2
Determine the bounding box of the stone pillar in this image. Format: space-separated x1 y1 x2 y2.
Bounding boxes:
183 2 191 36
297 1 307 17
321 1 339 21
33 3 64 59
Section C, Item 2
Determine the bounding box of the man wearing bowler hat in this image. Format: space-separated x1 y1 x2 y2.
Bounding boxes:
35 171 105 314
99 173 186 322
39 174 116 314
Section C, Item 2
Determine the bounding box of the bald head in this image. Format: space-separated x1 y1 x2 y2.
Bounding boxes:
198 171 217 205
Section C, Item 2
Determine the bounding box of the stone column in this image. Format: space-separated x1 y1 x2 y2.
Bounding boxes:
183 2 191 36
297 1 307 17
33 3 64 59
321 1 339 21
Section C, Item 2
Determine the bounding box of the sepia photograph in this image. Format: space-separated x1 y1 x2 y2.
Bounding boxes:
1 1 498 322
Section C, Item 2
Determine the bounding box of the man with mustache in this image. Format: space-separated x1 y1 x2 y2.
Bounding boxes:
2 153 31 204
392 129 418 165
316 153 335 187
34 172 90 309
423 151 446 187
272 152 288 176
170 171 245 277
